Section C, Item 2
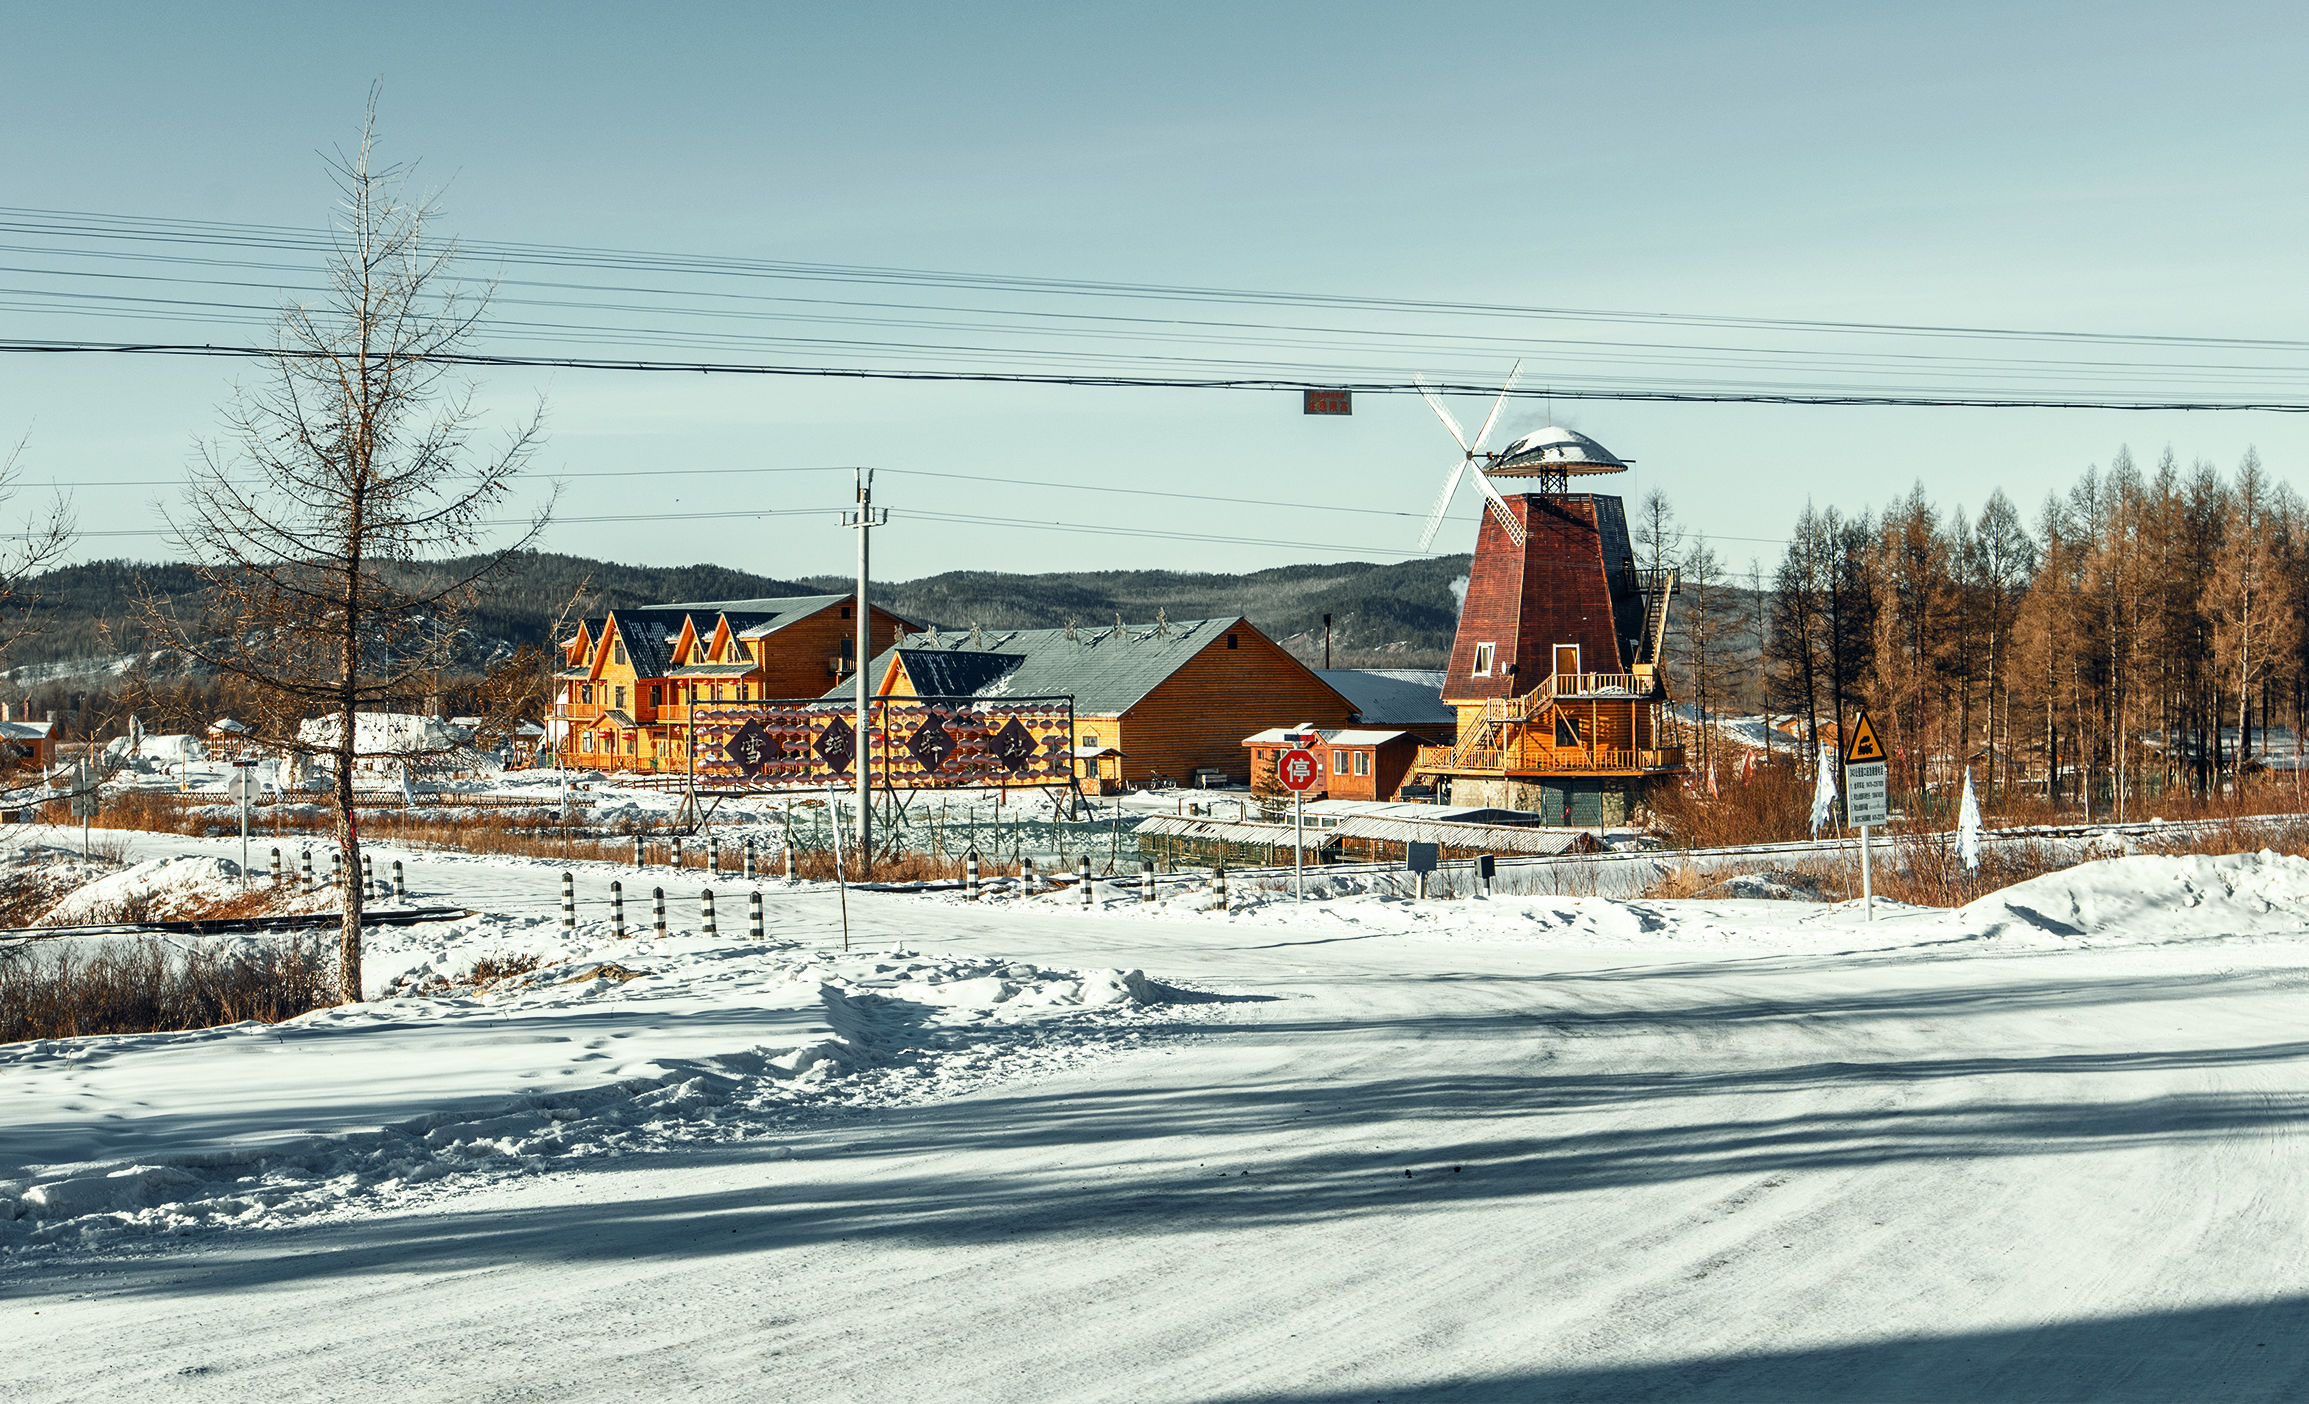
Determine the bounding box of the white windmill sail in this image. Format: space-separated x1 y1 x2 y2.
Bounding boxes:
1414 363 1528 549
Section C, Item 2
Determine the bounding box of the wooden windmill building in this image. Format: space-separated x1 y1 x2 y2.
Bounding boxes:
1408 420 1685 825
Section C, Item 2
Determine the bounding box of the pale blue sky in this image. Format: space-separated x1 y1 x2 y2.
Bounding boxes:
5 1 2307 580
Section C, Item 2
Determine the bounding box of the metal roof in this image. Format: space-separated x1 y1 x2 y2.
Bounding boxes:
840 617 1348 717
1329 816 1601 853
1243 726 1413 747
1135 815 1335 851
1491 426 1628 477
1315 669 1454 727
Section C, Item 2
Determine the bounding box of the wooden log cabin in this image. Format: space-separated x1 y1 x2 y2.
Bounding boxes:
1413 427 1686 826
555 594 911 771
847 616 1358 790
1242 726 1426 801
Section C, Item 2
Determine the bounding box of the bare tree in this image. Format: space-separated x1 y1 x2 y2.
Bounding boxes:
0 434 77 803
152 98 551 1001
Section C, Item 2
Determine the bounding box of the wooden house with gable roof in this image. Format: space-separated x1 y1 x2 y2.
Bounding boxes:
555 594 910 771
845 616 1356 789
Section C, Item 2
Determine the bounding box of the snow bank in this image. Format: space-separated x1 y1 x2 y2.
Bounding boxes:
1958 850 2309 944
0 915 1177 1256
37 855 252 925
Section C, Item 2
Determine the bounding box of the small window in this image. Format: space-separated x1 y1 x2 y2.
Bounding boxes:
580 684 593 704
1556 713 1581 747
614 685 626 709
712 684 724 701
1227 633 1238 649
840 605 853 619
613 641 626 666
623 732 636 753
580 732 595 753
1333 750 1350 775
650 685 663 706
1082 731 1098 747
737 683 749 701
1354 751 1370 777
1472 642 1497 677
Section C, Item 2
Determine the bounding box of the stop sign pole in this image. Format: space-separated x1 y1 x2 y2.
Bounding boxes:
1279 740 1320 900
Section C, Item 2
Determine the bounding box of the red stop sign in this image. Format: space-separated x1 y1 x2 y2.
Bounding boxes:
1279 747 1321 792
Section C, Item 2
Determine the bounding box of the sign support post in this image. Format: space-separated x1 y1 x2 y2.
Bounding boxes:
1278 739 1321 902
844 468 889 876
1841 711 1890 923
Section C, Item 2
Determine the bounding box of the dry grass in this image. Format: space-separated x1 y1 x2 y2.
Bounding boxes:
0 935 338 1041
1860 817 2309 907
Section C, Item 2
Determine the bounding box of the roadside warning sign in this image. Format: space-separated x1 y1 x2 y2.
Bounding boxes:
1843 710 1886 765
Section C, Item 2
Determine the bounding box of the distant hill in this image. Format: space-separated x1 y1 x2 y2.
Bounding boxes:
4 550 1474 679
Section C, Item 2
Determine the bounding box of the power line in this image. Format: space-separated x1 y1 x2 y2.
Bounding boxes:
5 339 2304 410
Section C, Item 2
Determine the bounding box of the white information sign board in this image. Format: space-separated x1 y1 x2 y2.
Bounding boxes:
1844 760 1889 827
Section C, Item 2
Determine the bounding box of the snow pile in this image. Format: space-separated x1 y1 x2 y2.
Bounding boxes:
1958 850 2309 945
0 917 1178 1255
36 855 255 926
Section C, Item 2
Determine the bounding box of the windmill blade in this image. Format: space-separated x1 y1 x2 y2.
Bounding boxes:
1418 459 1470 551
1469 359 1525 455
1413 374 1470 452
1471 468 1529 546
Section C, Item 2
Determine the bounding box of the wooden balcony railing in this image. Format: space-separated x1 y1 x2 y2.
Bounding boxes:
1415 742 1687 775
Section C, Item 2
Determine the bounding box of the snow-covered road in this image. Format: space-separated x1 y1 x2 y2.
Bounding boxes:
9 836 2309 1400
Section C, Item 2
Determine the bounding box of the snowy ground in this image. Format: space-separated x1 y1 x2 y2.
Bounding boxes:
8 830 2309 1400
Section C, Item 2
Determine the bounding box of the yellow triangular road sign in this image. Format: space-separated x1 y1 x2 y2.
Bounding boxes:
1843 710 1886 765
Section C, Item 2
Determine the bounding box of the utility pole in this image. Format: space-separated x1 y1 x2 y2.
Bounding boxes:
1322 613 1332 670
844 468 888 874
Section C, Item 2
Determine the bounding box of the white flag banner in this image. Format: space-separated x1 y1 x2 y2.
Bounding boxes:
1809 744 1839 837
1957 770 1983 870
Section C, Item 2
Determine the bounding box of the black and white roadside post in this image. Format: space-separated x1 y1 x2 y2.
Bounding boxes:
560 871 575 931
1214 864 1227 912
391 860 405 904
633 834 644 868
1407 841 1439 900
228 759 257 887
1842 711 1890 923
70 761 100 860
700 888 717 939
966 848 980 900
610 880 625 939
301 848 313 892
709 834 721 876
671 836 683 871
748 889 764 941
1139 858 1154 903
1078 854 1093 907
1022 856 1036 895
652 886 667 940
743 838 756 883
362 853 375 902
1278 738 1321 902
270 847 283 886
1478 853 1496 899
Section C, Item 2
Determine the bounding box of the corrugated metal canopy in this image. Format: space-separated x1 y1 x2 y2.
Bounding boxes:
1330 816 1600 854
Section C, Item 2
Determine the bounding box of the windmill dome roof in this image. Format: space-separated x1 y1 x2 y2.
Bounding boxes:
1491 426 1628 476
